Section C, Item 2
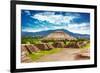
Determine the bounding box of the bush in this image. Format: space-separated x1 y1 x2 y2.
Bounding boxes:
21 36 42 44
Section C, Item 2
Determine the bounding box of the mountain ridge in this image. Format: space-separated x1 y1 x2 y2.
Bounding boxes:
22 29 90 39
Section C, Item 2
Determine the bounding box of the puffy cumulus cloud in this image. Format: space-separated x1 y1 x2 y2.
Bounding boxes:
22 10 90 35
64 13 81 17
67 23 90 34
32 12 79 26
22 28 43 32
24 10 31 15
37 12 55 15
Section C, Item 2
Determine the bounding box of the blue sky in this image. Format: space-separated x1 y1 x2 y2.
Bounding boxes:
21 10 90 34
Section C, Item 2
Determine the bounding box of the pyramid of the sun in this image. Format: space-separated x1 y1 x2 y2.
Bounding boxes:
42 31 76 40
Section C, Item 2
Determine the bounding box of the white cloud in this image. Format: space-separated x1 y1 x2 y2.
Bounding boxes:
32 12 77 25
38 12 55 15
22 22 90 34
65 13 81 17
24 10 31 15
67 23 90 34
23 12 90 34
22 28 43 32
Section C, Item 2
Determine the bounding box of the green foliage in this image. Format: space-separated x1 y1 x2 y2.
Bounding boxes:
48 42 54 44
65 41 70 45
77 38 89 41
28 48 62 61
21 36 42 44
81 43 90 49
42 40 56 43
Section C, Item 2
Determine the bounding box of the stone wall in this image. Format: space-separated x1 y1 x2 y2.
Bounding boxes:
21 41 88 54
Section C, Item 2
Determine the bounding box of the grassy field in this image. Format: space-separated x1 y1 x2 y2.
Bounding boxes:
28 48 62 61
81 43 90 49
22 36 90 62
27 43 90 61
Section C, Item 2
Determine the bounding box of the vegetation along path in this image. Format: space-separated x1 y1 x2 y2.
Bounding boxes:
32 48 88 62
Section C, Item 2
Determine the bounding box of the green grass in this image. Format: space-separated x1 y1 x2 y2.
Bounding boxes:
28 48 62 61
65 41 70 45
21 36 42 44
81 43 90 49
84 43 90 48
48 42 54 44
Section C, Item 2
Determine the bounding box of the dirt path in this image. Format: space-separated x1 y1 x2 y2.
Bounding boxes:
34 48 83 62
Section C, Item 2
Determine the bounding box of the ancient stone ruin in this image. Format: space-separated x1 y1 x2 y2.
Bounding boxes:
75 49 90 60
21 45 32 62
21 30 89 61
52 42 65 48
24 44 39 53
42 31 76 41
34 43 54 50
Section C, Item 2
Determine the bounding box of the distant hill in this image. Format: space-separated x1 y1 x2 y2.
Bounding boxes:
22 29 90 39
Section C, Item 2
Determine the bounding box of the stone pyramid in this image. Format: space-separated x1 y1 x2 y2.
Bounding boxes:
43 31 76 40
